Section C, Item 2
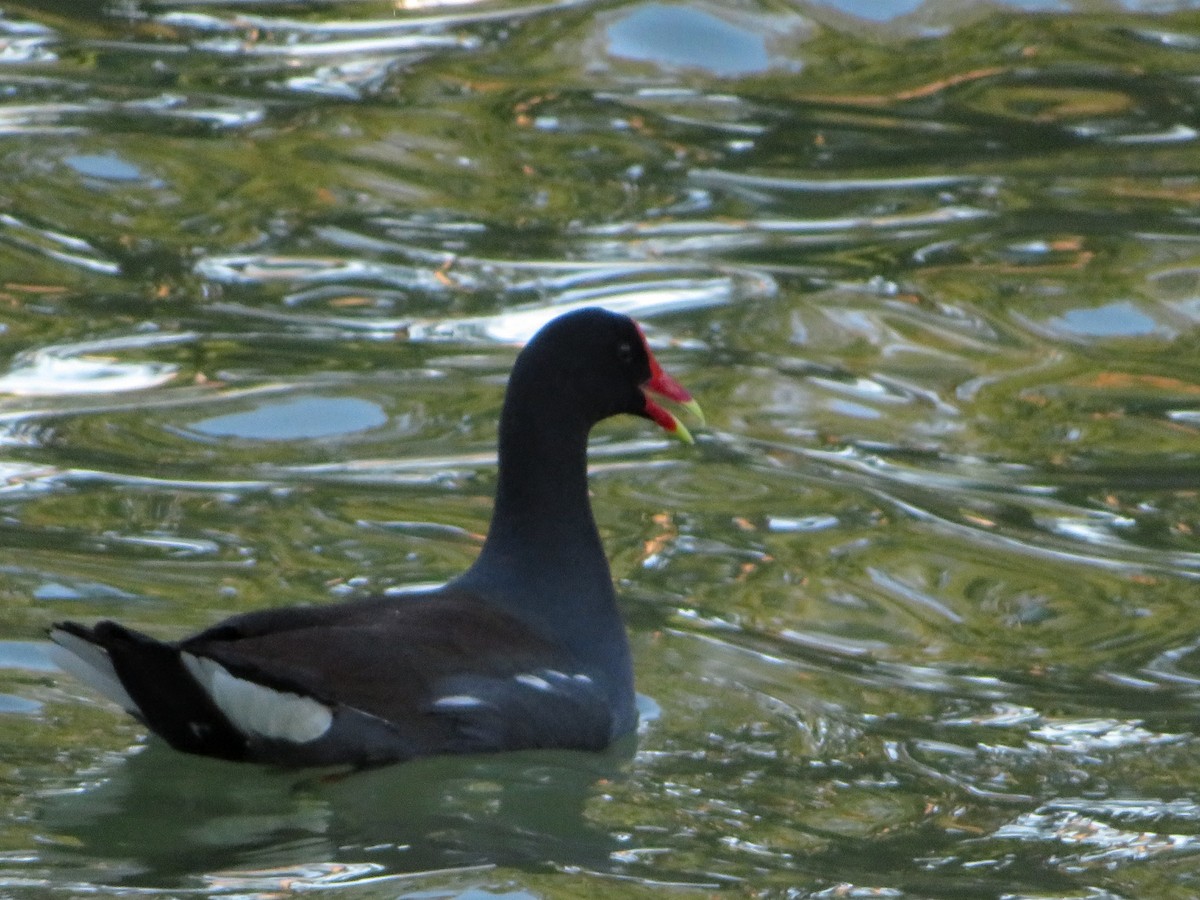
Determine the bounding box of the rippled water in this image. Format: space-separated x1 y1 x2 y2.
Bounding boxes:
5 0 1200 896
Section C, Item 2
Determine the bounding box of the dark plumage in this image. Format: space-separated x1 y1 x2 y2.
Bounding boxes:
49 307 701 767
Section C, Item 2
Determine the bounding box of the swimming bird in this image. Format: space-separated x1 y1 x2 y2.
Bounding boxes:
48 307 702 767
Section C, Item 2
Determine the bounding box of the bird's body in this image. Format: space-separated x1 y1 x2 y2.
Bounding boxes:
49 308 700 767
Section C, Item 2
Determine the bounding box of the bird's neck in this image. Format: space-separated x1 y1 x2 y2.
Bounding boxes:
451 364 636 733
468 389 612 598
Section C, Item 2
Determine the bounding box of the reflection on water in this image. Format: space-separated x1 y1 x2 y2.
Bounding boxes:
4 0 1200 896
191 396 388 441
605 5 782 77
1050 301 1162 338
32 741 632 892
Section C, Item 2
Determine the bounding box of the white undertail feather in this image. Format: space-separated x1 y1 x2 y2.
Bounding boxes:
432 694 487 709
514 673 553 691
47 628 137 714
181 653 333 743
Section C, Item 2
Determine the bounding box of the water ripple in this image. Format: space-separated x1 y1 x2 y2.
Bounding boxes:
0 213 119 275
159 0 589 36
674 628 1015 705
433 283 740 344
1029 719 1187 752
1124 27 1200 52
579 206 994 257
142 0 600 78
1143 636 1200 692
0 13 56 64
197 238 777 319
202 861 390 892
284 56 401 99
0 331 189 397
995 810 1200 867
0 462 63 496
761 442 1200 579
689 168 993 195
0 95 263 136
203 268 770 342
0 36 56 65
195 32 478 58
195 255 459 291
1044 797 1200 824
0 356 176 397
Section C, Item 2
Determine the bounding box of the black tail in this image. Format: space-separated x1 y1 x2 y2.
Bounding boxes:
51 621 248 761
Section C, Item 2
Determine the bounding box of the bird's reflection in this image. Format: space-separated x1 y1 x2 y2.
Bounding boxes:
36 735 637 891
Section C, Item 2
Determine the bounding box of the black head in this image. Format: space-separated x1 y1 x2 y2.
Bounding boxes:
510 308 695 435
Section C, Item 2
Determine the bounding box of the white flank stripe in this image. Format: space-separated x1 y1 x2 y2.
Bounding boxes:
432 694 486 709
514 673 552 691
181 653 332 743
47 629 137 714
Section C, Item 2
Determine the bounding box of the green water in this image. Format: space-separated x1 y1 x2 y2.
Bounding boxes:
4 0 1200 896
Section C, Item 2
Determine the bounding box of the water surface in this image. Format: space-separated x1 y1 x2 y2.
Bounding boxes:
4 0 1200 897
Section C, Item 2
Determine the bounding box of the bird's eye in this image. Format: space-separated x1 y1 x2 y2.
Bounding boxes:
616 341 633 364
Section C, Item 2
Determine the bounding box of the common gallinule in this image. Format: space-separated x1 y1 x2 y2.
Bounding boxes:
48 307 702 767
